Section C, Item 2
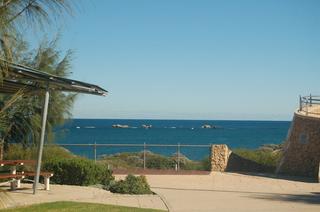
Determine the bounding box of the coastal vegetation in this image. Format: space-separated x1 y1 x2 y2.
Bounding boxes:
3 144 114 187
0 201 165 212
4 143 282 174
0 0 78 158
43 157 114 186
99 151 211 171
0 34 77 153
109 174 153 195
233 144 282 171
4 144 74 162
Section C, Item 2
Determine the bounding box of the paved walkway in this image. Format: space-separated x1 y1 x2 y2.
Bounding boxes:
2 172 320 211
150 172 320 212
0 183 167 211
113 168 210 175
116 172 320 212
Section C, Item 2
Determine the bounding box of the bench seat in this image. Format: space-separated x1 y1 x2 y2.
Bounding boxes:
23 172 54 178
0 174 24 179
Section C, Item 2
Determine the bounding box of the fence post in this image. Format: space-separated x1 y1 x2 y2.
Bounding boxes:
299 95 302 111
177 143 180 171
143 142 146 169
94 142 97 163
306 97 309 115
310 94 312 107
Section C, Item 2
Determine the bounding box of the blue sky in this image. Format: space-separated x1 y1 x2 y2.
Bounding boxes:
31 0 320 120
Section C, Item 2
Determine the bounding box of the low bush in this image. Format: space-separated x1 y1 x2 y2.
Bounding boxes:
4 144 74 161
109 174 152 194
146 155 175 169
100 151 210 171
233 148 282 168
43 157 114 186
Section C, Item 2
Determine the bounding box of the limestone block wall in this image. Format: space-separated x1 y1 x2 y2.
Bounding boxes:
211 144 274 173
211 144 230 171
277 112 320 178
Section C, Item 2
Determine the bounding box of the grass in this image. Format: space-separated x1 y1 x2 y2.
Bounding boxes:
0 201 166 212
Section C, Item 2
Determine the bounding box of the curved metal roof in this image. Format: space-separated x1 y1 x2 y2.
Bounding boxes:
0 59 108 96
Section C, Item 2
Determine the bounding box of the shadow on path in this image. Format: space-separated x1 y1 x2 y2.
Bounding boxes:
152 186 320 205
226 171 318 183
251 192 320 204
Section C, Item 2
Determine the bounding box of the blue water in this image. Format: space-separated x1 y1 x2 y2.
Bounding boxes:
55 119 290 160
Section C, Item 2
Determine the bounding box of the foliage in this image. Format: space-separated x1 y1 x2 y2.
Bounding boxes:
100 151 211 171
0 0 77 158
99 152 144 169
0 39 77 148
0 0 74 80
43 157 114 186
0 0 73 31
146 154 176 169
109 174 153 195
0 201 165 212
180 156 211 171
4 144 74 161
233 148 282 168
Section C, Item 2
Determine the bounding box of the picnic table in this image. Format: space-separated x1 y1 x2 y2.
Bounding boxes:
0 160 53 190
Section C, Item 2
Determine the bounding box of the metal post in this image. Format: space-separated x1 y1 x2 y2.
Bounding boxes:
299 95 302 111
143 142 146 169
94 142 97 163
306 97 309 115
33 88 50 195
310 94 312 106
177 143 180 171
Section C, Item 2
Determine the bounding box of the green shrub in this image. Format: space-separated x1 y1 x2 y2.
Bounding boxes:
109 174 152 194
146 155 175 169
233 148 282 168
178 156 211 171
200 156 211 171
4 144 74 161
100 151 210 171
43 157 114 186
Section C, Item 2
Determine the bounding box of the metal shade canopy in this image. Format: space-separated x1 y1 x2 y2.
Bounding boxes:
0 59 107 95
0 59 108 194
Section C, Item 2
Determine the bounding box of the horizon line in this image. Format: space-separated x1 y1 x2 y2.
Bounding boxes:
70 117 291 122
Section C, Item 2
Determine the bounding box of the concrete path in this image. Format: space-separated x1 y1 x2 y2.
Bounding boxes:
2 172 320 212
149 172 320 212
0 183 167 211
116 172 320 212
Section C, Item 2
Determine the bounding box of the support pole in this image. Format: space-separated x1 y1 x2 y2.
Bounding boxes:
299 95 302 111
33 88 50 195
143 142 146 169
94 142 97 163
177 143 180 171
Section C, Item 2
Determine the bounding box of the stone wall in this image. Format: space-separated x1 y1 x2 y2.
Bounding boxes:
211 144 274 173
211 145 231 171
277 112 320 178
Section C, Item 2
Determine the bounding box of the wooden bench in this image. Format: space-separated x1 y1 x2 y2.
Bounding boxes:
0 160 53 191
0 173 25 190
0 160 36 166
20 172 54 190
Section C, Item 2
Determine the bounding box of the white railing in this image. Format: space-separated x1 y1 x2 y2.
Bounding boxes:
49 143 211 171
299 95 320 116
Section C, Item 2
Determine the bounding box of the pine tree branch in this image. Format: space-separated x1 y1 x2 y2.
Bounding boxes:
6 0 37 25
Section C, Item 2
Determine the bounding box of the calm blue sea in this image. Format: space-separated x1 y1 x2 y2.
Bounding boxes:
55 119 291 160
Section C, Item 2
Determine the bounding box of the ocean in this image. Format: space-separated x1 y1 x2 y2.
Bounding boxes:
55 119 291 160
